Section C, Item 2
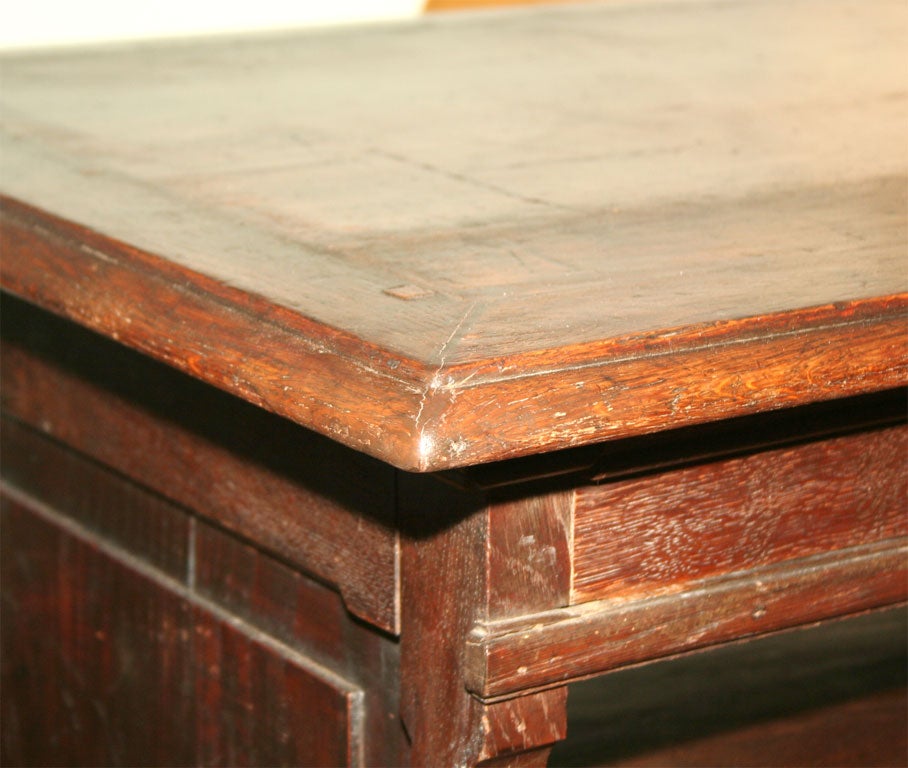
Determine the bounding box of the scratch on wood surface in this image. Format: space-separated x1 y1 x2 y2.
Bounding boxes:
436 311 908 392
371 147 579 213
414 300 480 465
79 242 118 264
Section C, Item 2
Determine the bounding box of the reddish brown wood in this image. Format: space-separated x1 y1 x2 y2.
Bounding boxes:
0 199 430 470
398 474 569 764
573 425 908 603
1 415 190 580
489 490 573 614
1 491 359 767
465 541 908 700
550 607 907 767
2 196 904 471
0 295 399 632
477 745 556 767
458 387 906 490
193 522 407 767
1 3 906 764
2 418 410 765
1 0 905 470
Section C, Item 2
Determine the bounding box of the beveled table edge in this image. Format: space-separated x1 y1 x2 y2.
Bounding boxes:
3 194 907 471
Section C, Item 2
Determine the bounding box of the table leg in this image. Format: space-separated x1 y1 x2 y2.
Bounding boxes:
399 474 570 765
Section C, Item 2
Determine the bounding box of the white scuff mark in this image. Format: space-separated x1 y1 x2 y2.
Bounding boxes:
414 300 479 465
79 243 117 264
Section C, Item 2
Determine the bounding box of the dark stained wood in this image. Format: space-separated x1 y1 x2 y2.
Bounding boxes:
0 200 431 471
477 747 556 768
550 607 907 767
456 387 907 490
2 0 906 470
398 474 569 764
193 522 408 767
1 415 190 580
191 607 358 767
1 490 360 767
2 417 409 765
573 424 908 603
1 1 906 764
465 541 908 700
0 294 399 632
489 490 573 614
611 688 908 768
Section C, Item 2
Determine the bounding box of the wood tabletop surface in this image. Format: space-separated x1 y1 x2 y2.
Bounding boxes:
1 0 905 470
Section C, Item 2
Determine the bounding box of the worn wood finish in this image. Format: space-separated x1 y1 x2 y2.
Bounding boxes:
0 294 399 632
2 1 907 764
0 201 430 470
1 419 411 765
193 523 407 767
573 424 908 603
489 491 573 615
399 474 569 764
465 541 908 700
1 416 190 581
457 387 907 490
2 0 906 470
0 490 361 767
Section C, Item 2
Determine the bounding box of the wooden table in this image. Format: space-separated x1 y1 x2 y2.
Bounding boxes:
1 1 906 764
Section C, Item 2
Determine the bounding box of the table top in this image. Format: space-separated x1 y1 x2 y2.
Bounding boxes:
1 0 905 470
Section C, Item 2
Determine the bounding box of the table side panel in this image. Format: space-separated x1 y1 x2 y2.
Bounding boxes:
0 294 400 632
466 540 908 700
2 417 409 765
573 424 908 603
398 474 569 765
0 488 360 767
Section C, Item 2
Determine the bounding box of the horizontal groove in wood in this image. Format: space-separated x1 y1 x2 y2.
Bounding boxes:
573 424 908 603
1 416 401 717
2 197 906 471
1 416 191 581
1 487 362 767
455 388 906 490
465 540 908 701
0 295 399 633
0 198 433 471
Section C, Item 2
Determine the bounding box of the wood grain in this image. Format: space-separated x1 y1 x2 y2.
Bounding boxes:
465 540 908 700
1 489 361 767
489 490 573 614
2 417 409 764
456 387 907 490
0 295 399 632
1 415 190 580
2 0 906 470
193 522 408 766
398 474 569 764
573 425 908 603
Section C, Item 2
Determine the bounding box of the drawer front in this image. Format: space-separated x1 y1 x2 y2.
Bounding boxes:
573 424 908 604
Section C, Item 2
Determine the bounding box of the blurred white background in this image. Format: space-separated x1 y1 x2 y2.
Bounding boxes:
0 0 425 50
